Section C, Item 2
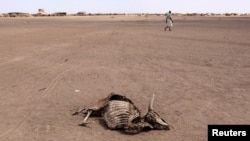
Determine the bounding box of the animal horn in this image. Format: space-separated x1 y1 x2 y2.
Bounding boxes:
148 94 155 111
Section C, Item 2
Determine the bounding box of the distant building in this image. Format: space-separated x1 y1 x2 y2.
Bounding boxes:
76 11 87 16
8 12 32 17
37 9 47 16
51 12 67 16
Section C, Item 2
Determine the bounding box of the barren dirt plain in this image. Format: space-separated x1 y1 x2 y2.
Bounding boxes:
0 15 250 141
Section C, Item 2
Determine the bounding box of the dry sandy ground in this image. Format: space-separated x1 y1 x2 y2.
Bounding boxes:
0 15 249 141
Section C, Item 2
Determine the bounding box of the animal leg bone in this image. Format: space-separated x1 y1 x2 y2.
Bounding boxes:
72 107 88 115
148 94 155 111
79 110 93 126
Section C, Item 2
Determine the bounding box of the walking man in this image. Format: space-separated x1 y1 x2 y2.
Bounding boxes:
165 11 174 31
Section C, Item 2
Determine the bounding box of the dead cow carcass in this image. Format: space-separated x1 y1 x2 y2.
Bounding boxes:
72 93 170 134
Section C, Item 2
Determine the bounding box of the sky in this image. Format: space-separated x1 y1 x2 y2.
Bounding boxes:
0 0 249 14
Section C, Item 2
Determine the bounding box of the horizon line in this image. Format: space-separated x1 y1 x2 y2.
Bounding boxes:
1 11 250 14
